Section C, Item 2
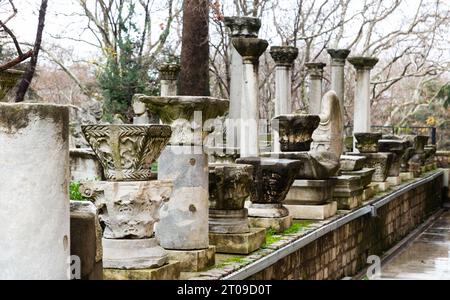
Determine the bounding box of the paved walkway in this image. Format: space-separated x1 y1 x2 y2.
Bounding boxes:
379 210 450 280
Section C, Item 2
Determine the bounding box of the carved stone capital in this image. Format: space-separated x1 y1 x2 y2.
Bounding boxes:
158 63 180 81
273 114 320 152
354 132 382 153
224 16 261 38
82 125 172 181
327 49 351 66
305 62 327 79
348 56 379 70
232 37 269 64
270 46 299 67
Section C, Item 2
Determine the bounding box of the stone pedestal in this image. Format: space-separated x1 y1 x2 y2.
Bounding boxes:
70 201 103 280
248 216 293 233
340 155 367 171
0 103 70 280
348 57 379 151
347 152 393 182
232 37 269 157
209 228 266 255
400 172 415 181
379 139 409 178
159 63 180 97
270 46 299 152
224 16 261 148
104 261 181 280
387 176 402 186
333 176 364 210
362 185 376 201
166 247 216 272
372 181 391 192
305 62 326 115
341 168 376 188
285 202 337 221
327 49 351 121
70 148 104 181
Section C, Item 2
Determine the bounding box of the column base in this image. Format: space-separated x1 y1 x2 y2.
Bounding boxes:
248 203 289 218
209 228 266 255
285 202 337 220
336 195 363 210
372 181 391 192
209 209 249 234
102 238 168 270
387 176 402 186
249 216 293 234
104 261 180 280
165 246 216 272
400 172 415 181
362 185 376 201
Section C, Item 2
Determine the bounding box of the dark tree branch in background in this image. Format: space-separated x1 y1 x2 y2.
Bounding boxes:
15 0 48 102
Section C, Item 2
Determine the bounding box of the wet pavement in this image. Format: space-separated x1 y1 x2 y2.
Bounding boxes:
379 210 450 280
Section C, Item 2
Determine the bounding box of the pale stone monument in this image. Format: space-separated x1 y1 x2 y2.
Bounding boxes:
327 49 351 122
232 37 269 157
270 46 299 152
80 124 181 279
0 103 70 280
133 95 229 271
224 16 261 149
348 56 379 151
305 62 327 115
70 148 104 181
208 163 266 254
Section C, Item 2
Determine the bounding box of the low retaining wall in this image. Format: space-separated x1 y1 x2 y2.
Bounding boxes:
190 171 444 280
436 152 449 200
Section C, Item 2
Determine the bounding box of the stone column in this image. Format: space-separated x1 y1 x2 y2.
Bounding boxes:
0 103 70 280
327 49 351 122
348 57 379 137
305 62 327 115
224 17 261 148
232 37 269 158
270 46 299 152
159 63 180 97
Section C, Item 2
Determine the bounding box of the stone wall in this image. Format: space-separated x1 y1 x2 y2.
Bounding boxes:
248 173 443 280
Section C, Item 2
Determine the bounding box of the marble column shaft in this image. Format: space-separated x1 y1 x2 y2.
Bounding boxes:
327 49 351 125
305 62 327 115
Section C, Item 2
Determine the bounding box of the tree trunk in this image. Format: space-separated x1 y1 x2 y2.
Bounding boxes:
179 0 210 96
15 0 48 102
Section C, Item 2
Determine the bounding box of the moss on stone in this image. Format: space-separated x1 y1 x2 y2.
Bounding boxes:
0 103 69 142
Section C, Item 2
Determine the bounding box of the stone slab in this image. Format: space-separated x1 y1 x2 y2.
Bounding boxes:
104 261 180 280
166 246 216 272
362 186 376 201
400 172 415 181
368 183 380 194
336 195 362 210
285 180 335 205
209 228 266 255
249 216 293 233
340 155 366 171
285 202 337 220
372 181 390 192
387 176 402 186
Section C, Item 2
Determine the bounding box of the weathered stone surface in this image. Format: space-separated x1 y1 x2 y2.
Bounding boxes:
285 202 337 220
80 180 172 239
0 69 24 101
236 157 301 218
166 246 216 272
354 132 382 153
232 37 269 63
285 180 335 205
104 261 180 280
400 172 415 181
209 228 266 255
347 152 393 182
224 16 261 38
70 201 103 280
133 95 229 145
362 185 376 201
333 176 364 198
340 168 376 188
311 91 344 157
340 155 366 171
273 114 320 152
263 151 340 180
158 63 181 81
209 163 253 210
156 146 210 250
372 181 391 192
348 56 379 69
70 148 104 181
249 216 293 234
248 203 289 218
270 46 299 66
306 62 326 114
379 139 409 177
209 209 249 234
0 103 70 280
207 147 240 164
387 176 402 186
336 195 362 210
327 49 351 120
82 125 172 181
102 238 168 269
